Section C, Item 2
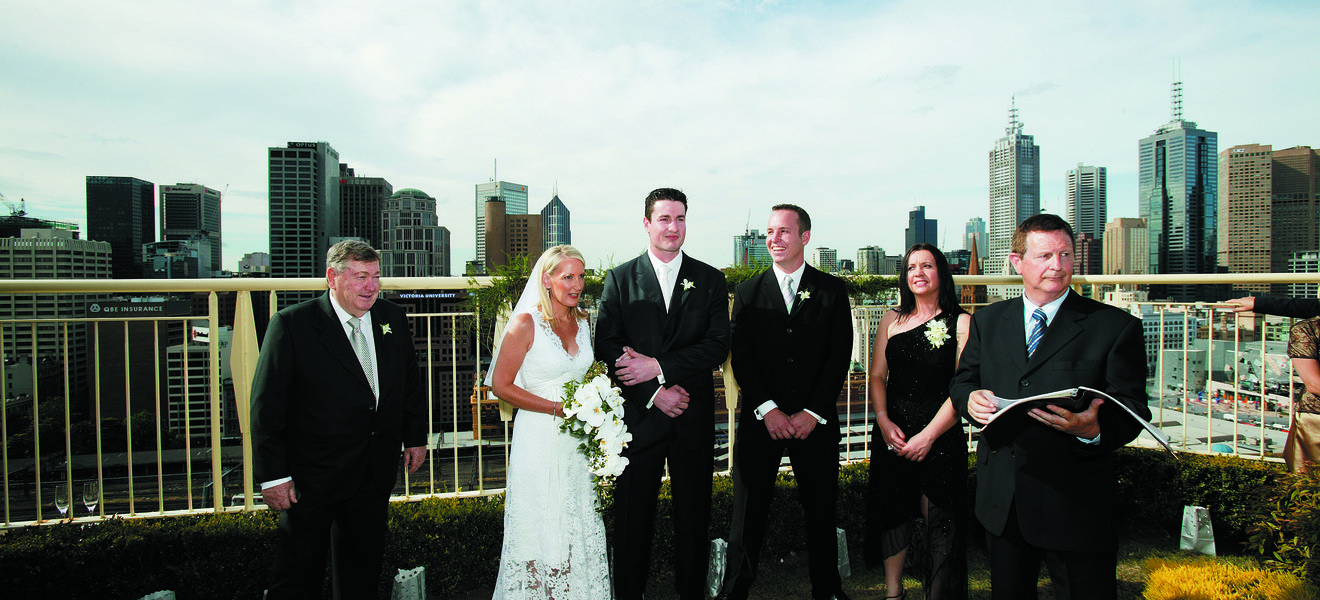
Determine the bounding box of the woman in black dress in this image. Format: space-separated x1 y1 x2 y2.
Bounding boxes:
865 243 970 600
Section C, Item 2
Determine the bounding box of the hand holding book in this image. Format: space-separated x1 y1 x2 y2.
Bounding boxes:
983 386 1176 456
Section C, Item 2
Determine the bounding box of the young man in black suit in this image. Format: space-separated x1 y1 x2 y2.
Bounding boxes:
716 204 853 600
251 240 428 599
595 188 730 600
951 214 1149 600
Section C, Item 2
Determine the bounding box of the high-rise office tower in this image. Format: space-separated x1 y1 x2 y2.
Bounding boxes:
380 188 451 277
86 176 154 279
541 194 571 250
734 227 770 267
159 183 222 276
0 228 111 409
1065 164 1107 240
964 217 987 259
1138 82 1218 301
857 246 884 275
1219 144 1320 295
1218 144 1274 294
812 247 838 272
905 205 938 250
988 100 1040 298
269 141 340 307
1273 146 1320 280
1074 232 1103 276
483 198 542 272
1103 218 1149 275
475 181 528 268
338 164 392 249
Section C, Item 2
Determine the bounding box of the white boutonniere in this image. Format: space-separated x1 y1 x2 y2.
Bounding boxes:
682 279 695 291
924 318 950 348
380 323 393 335
797 290 811 301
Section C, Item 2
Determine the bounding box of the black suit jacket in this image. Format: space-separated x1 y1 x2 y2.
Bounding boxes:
730 265 853 438
251 293 427 505
950 292 1148 552
1255 296 1320 318
594 251 730 449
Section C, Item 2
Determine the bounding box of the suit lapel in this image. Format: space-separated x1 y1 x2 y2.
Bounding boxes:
1026 293 1086 369
632 253 670 313
369 304 392 399
998 297 1030 372
316 294 372 392
673 253 695 312
759 268 788 314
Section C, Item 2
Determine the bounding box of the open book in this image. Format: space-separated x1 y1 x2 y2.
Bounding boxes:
985 386 1176 456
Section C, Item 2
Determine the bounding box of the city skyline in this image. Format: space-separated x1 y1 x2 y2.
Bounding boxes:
4 1 1319 271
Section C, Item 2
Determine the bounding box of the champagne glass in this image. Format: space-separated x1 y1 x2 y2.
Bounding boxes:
83 482 100 516
53 484 71 520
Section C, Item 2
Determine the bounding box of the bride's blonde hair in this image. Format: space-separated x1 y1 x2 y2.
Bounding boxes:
535 245 589 321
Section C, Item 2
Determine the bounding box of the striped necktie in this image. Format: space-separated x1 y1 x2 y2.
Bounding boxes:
1027 308 1047 357
348 316 378 398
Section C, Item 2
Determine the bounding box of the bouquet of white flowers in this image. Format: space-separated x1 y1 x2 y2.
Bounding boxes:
560 360 632 512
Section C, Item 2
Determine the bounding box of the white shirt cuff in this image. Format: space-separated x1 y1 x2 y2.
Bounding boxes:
754 400 778 420
803 409 826 424
647 387 660 409
1077 433 1102 445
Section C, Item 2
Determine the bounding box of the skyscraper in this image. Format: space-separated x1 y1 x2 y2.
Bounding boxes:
268 141 340 307
541 194 571 250
338 164 392 249
857 245 884 275
86 175 154 279
0 228 111 409
1218 144 1320 295
812 247 838 272
1138 82 1218 301
1103 218 1149 275
1065 164 1107 240
964 217 987 259
905 205 938 250
380 188 451 277
734 227 770 266
483 198 542 272
1218 144 1273 294
1272 146 1320 277
159 183 222 275
475 181 528 266
988 99 1040 298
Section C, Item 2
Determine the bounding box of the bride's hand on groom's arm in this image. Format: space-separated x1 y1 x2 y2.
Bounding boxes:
654 385 690 418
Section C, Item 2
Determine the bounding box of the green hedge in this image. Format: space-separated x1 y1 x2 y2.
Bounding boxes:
0 448 1291 599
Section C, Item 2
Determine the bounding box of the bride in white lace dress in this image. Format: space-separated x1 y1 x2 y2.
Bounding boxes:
488 245 611 599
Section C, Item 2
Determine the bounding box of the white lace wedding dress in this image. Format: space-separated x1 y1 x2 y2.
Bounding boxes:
493 312 611 599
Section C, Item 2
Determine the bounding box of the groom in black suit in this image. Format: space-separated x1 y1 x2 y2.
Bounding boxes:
717 205 853 600
596 188 730 600
951 214 1148 600
251 240 428 599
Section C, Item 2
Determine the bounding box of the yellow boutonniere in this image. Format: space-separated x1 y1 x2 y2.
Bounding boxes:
380 323 393 335
682 279 695 291
797 290 811 301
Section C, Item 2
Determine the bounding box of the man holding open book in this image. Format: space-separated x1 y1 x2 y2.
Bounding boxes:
951 214 1149 600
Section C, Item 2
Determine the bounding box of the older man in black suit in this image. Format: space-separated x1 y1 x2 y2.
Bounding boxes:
251 240 427 599
595 187 731 600
716 204 853 600
951 214 1148 600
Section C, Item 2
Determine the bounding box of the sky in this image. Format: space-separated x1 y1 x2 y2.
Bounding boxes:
3 0 1319 273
